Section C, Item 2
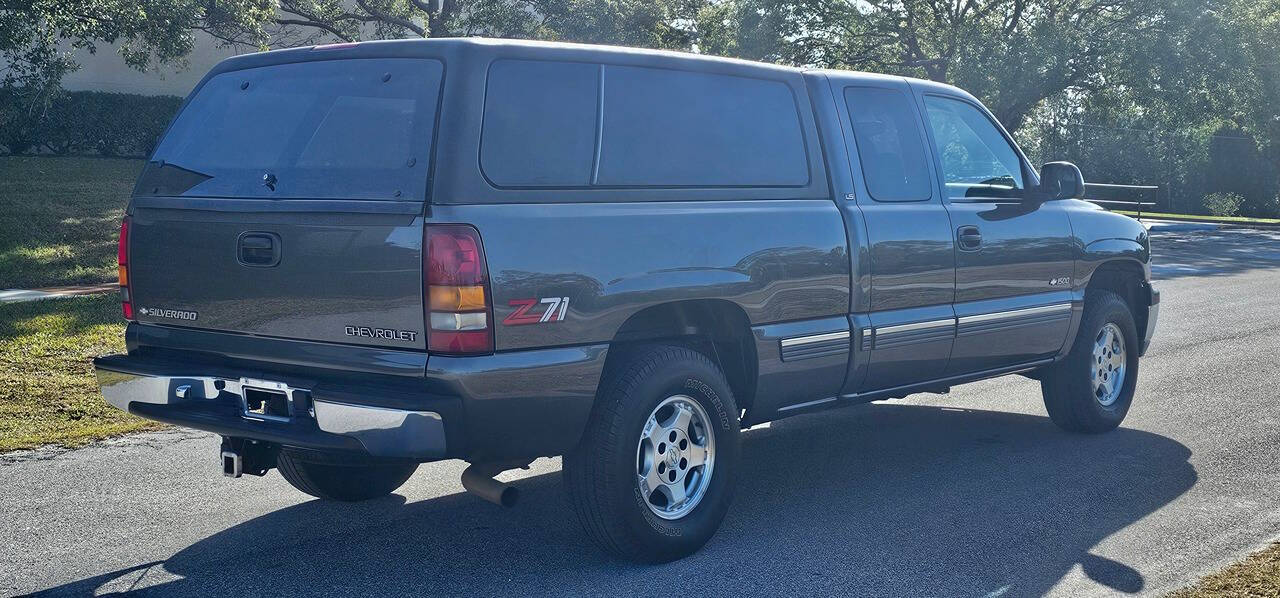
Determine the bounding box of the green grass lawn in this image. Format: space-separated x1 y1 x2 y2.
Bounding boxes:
0 293 156 451
1171 542 1280 597
1117 210 1280 225
0 156 142 289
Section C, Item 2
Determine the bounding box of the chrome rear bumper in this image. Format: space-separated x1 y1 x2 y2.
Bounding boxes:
94 362 446 459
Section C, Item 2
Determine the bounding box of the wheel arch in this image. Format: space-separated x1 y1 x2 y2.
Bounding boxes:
604 299 758 417
1083 258 1151 345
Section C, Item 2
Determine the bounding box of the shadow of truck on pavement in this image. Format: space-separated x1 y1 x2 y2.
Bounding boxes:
33 403 1195 597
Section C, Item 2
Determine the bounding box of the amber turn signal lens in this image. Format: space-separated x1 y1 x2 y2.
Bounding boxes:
118 266 129 287
429 285 486 311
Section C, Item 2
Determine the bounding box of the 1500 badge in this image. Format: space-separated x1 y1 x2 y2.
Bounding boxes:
504 296 570 325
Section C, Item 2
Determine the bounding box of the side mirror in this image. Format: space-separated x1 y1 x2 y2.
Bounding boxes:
1039 161 1085 201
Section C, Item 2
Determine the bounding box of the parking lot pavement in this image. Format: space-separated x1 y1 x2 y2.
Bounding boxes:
3 227 1280 597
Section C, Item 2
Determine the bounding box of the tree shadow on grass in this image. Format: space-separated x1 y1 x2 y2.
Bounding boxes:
0 293 120 341
32 403 1195 597
0 210 120 289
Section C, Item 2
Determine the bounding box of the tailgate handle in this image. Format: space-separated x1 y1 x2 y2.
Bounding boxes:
238 232 281 267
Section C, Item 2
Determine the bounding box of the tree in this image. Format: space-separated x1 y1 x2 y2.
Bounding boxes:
195 0 703 49
1 0 198 154
1 0 199 88
2 0 703 92
698 0 1197 132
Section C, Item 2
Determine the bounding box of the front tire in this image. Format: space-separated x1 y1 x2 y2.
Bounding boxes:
1041 290 1140 433
564 345 741 563
276 449 418 502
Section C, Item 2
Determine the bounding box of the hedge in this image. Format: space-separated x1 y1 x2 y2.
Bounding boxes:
0 88 183 158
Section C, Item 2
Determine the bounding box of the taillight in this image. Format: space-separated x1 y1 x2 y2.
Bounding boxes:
118 217 134 320
425 224 492 354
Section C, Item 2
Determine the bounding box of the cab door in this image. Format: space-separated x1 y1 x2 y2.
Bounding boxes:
914 90 1075 375
828 76 957 393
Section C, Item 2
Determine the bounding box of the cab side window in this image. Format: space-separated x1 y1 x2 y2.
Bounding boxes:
923 96 1025 200
844 87 933 202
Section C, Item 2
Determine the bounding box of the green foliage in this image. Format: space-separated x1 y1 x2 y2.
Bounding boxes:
0 0 200 89
0 156 140 288
1203 193 1245 218
1014 0 1280 218
0 293 154 452
0 86 50 155
0 89 180 157
695 0 1182 131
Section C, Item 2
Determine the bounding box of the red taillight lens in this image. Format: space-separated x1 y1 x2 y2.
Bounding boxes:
425 225 492 354
118 217 135 321
427 227 487 286
117 218 129 266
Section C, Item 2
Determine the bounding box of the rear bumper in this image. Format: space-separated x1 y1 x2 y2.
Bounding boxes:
95 355 448 459
94 328 608 461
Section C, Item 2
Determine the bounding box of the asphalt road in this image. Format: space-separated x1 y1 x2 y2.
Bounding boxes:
4 225 1280 597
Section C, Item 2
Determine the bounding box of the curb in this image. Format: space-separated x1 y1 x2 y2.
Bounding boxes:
1122 213 1280 230
0 283 116 304
1142 220 1222 233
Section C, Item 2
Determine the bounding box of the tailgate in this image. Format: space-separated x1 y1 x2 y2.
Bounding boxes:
128 205 425 349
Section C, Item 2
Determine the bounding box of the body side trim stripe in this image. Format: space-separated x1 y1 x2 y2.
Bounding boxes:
876 318 955 336
780 330 851 348
956 303 1071 325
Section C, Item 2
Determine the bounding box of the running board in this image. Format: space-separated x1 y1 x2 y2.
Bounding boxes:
773 358 1054 416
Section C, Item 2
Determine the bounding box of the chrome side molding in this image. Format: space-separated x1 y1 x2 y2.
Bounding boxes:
957 303 1072 325
875 318 954 336
779 330 850 348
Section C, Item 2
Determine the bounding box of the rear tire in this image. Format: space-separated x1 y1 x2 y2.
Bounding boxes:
564 345 740 563
1041 290 1140 433
276 449 418 502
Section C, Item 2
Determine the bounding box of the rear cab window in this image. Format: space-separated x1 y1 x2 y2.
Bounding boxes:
139 58 443 200
843 87 933 202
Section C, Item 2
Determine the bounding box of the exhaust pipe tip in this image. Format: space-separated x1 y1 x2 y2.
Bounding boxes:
494 485 520 508
461 462 521 507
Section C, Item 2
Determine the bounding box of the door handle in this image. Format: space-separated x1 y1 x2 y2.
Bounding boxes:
957 226 982 250
238 232 281 267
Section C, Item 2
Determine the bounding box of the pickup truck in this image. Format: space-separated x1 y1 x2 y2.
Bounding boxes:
94 37 1159 562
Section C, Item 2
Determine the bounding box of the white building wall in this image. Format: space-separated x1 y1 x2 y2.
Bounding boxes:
58 33 251 97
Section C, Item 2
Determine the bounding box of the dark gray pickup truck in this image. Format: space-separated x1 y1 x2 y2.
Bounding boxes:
95 38 1159 562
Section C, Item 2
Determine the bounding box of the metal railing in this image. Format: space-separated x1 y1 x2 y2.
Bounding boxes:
1083 183 1160 220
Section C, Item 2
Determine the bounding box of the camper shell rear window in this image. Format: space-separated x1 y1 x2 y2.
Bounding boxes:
138 58 442 200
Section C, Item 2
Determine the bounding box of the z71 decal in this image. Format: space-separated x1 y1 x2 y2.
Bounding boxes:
504 297 570 325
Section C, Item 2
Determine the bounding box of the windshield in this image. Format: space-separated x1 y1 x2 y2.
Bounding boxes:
138 57 442 200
